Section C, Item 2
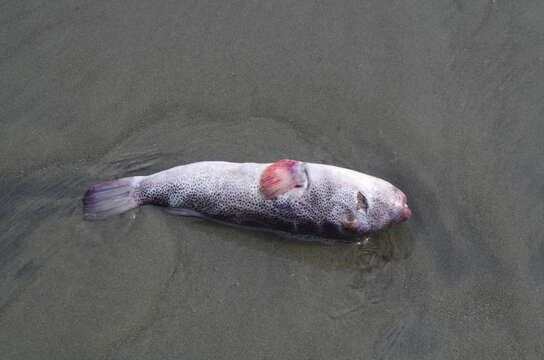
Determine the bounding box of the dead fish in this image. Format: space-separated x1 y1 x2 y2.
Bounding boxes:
83 159 411 240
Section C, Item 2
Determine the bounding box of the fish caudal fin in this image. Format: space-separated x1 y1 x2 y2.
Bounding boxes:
83 177 144 220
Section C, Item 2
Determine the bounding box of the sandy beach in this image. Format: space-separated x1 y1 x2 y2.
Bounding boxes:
1 1 543 359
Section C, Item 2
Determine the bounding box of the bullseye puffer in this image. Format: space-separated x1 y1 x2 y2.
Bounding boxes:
83 159 411 240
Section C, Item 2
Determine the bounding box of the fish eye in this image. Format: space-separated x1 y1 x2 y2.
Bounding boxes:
343 211 358 229
345 212 356 223
357 192 368 212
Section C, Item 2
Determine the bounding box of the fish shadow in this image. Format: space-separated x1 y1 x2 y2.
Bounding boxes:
173 214 415 273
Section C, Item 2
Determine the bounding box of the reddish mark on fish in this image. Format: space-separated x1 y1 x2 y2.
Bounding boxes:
260 159 306 200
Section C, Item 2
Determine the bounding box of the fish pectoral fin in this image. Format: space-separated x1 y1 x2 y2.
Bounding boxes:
259 159 308 200
164 208 204 218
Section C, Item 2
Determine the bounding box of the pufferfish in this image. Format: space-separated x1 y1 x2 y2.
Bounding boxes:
83 159 411 241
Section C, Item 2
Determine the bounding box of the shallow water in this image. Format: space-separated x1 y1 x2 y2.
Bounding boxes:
1 1 543 359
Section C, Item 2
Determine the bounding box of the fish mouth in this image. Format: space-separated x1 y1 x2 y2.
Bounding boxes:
390 202 411 224
399 204 412 221
397 191 412 221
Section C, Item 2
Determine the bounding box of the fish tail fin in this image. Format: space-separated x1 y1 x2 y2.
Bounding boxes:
83 176 145 220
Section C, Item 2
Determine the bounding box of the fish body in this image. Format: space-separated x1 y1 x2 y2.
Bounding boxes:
83 160 411 240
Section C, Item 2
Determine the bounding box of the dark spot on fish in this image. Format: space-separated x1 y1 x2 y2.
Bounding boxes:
357 191 368 211
297 220 320 235
322 221 340 236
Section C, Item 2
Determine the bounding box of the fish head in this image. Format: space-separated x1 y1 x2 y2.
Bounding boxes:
340 172 411 234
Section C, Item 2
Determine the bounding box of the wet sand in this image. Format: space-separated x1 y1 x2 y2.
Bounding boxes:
1 1 543 359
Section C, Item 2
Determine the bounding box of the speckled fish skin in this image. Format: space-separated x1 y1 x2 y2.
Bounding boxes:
83 161 411 240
